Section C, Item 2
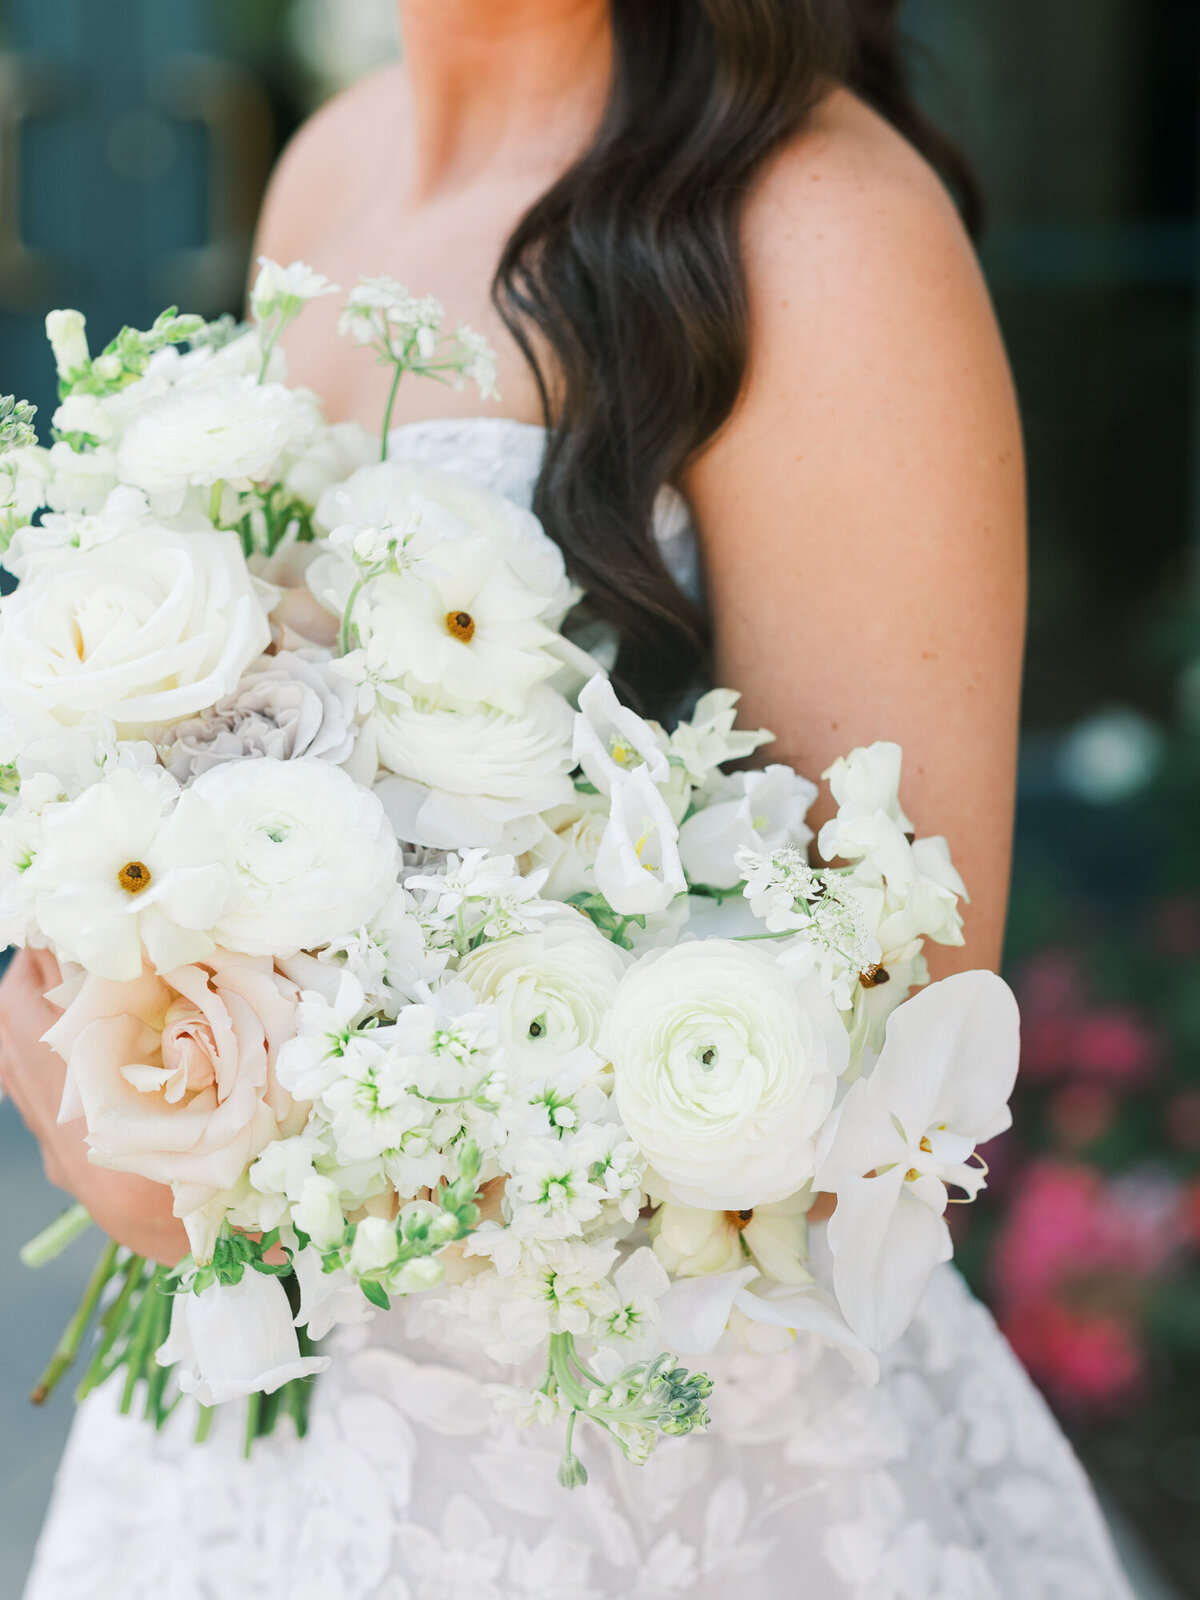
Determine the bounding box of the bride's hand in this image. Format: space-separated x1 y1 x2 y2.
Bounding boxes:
0 948 188 1265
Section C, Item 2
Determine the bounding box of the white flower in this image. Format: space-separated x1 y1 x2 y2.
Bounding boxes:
24 766 231 979
41 440 118 514
156 1272 328 1406
339 277 444 354
817 741 914 877
51 393 113 442
318 884 447 1011
520 793 610 901
652 1192 812 1285
116 374 318 511
457 921 626 1067
594 766 685 916
250 257 338 321
279 418 377 508
290 1175 347 1250
349 1215 400 1276
573 675 668 794
508 1129 610 1241
0 510 271 737
359 535 562 716
591 1246 670 1356
817 970 1020 1348
158 650 357 780
193 758 398 957
45 308 90 379
273 971 372 1100
678 765 818 890
372 686 576 850
291 1244 373 1340
668 688 771 784
607 941 846 1210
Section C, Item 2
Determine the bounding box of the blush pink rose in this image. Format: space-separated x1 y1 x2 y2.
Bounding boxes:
45 951 307 1254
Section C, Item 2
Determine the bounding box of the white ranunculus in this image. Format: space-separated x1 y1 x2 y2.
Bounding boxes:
193 758 398 957
372 685 576 849
573 675 669 794
678 764 819 891
0 511 272 737
458 921 627 1067
25 766 231 980
159 650 357 780
156 1272 329 1406
817 970 1020 1349
280 419 377 508
607 941 845 1210
116 374 319 511
594 766 685 916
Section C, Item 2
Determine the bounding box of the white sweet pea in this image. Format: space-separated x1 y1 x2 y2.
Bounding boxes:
594 766 685 916
193 758 398 958
291 1245 373 1340
668 688 771 785
573 675 669 794
818 970 1020 1349
156 1272 328 1406
678 765 818 891
607 942 845 1210
24 766 230 980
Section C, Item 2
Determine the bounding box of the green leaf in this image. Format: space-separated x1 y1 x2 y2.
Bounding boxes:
361 1280 391 1311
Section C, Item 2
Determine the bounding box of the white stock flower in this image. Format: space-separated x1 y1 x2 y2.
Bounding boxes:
594 766 685 916
159 650 357 780
818 970 1020 1349
0 513 271 737
156 1272 328 1406
116 374 318 510
678 765 818 891
24 766 230 979
372 686 576 850
291 1244 373 1340
291 1174 347 1249
591 1246 670 1356
45 308 90 379
41 440 119 514
193 758 398 957
457 920 626 1067
573 675 668 794
349 1215 401 1276
318 884 447 1011
51 393 113 442
607 942 845 1210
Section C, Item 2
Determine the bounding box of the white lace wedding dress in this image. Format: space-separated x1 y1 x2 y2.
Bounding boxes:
23 420 1135 1600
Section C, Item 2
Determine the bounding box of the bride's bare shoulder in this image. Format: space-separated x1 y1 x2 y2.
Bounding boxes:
254 64 410 259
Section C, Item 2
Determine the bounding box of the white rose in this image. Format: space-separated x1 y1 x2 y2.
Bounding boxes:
156 1272 328 1407
116 374 318 512
607 941 846 1210
193 758 398 956
372 685 576 849
458 921 627 1066
0 513 271 737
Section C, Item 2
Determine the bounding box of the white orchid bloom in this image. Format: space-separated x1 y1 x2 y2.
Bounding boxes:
817 970 1020 1350
678 764 818 891
156 1272 328 1407
572 674 669 795
594 765 685 916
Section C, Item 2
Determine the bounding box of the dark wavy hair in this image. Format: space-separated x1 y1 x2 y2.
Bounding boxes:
493 0 980 718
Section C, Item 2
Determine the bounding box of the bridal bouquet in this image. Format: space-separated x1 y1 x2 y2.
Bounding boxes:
1 264 1019 1485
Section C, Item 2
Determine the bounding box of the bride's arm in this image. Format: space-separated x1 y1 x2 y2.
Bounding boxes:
686 93 1026 976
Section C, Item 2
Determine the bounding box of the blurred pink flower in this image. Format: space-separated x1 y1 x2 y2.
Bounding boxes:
1072 1010 1160 1085
1047 1083 1117 1151
1002 1300 1143 1409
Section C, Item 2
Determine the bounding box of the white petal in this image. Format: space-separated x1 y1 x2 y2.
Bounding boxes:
827 1169 951 1349
657 1266 759 1355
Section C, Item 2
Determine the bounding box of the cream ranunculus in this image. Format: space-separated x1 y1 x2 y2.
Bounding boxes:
45 949 307 1252
372 685 576 849
0 510 272 737
192 757 399 957
607 941 846 1211
458 920 627 1067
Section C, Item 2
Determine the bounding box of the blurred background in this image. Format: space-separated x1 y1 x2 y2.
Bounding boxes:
0 0 1198 1594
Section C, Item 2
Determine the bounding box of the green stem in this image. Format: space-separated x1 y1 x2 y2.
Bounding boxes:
379 362 404 461
143 1287 174 1428
338 572 370 657
75 1253 147 1401
208 479 225 526
21 1203 93 1267
119 1266 163 1416
30 1239 119 1405
194 1405 215 1444
243 1391 262 1460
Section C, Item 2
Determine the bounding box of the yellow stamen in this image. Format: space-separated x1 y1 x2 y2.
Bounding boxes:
118 861 152 896
445 610 476 643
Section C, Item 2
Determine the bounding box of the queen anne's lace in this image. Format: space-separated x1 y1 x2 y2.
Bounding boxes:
21 420 1133 1600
